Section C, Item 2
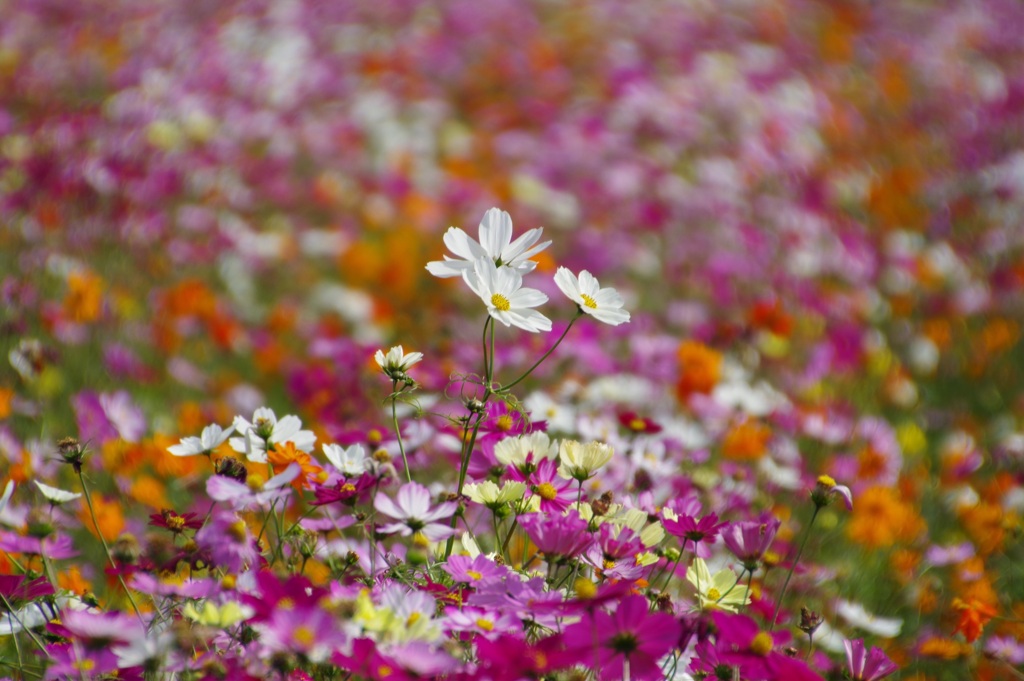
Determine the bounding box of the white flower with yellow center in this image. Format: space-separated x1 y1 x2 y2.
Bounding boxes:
686 557 750 612
554 267 630 326
462 258 551 333
557 440 614 481
426 207 551 278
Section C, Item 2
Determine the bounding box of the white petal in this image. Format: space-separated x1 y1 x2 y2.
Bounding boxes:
508 287 548 308
554 267 582 303
442 226 487 262
479 208 512 259
34 480 82 504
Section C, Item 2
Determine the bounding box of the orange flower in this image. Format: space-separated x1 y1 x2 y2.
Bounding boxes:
958 502 1006 555
721 418 772 461
952 597 997 643
57 566 91 596
919 636 971 660
63 271 104 323
129 476 169 510
676 341 722 399
846 485 925 548
0 387 12 419
267 442 328 489
79 494 126 542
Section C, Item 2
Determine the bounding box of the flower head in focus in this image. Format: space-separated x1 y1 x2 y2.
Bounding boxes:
554 268 630 325
168 423 234 457
686 557 750 612
426 207 550 278
374 345 424 381
374 481 458 541
812 474 853 510
462 258 552 333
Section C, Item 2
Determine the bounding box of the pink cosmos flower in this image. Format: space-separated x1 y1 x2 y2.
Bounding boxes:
526 458 575 513
442 553 508 586
519 509 594 559
374 482 458 541
560 595 681 681
721 514 782 569
443 605 517 640
194 511 259 573
844 639 898 681
206 461 300 511
710 611 823 681
662 510 726 558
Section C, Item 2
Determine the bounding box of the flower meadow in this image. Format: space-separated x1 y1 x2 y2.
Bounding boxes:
2 0 1024 679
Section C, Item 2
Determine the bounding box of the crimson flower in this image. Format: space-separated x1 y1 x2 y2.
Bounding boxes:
148 509 203 535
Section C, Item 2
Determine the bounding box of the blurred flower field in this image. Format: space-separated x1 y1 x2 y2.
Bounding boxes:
2 0 1024 679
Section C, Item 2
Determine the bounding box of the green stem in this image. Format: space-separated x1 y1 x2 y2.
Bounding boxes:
391 379 412 483
0 593 50 657
769 505 820 632
443 411 486 559
498 313 582 393
481 316 492 382
76 470 144 621
501 516 520 557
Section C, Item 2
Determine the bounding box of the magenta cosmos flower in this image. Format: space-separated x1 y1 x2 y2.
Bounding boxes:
374 482 458 541
519 509 594 559
721 515 782 570
844 639 898 681
560 595 681 681
662 510 726 558
710 611 824 681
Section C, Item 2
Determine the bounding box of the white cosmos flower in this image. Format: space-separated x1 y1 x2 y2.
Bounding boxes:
493 432 558 469
426 207 551 278
686 557 750 613
168 423 235 457
557 440 614 481
554 268 630 326
835 599 902 638
374 345 424 379
322 443 367 477
33 480 82 505
229 407 316 464
462 258 551 333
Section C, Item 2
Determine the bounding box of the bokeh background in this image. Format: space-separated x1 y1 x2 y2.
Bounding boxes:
3 0 1024 678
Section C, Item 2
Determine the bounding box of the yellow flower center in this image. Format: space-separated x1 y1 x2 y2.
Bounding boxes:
377 665 393 678
580 293 598 309
278 597 295 610
536 482 558 500
294 625 315 647
751 631 773 656
574 578 597 599
629 418 647 431
247 474 265 491
168 515 186 530
466 570 483 581
406 611 421 626
476 618 494 632
228 519 248 542
495 414 514 431
342 483 357 494
221 574 236 590
75 660 96 672
490 293 511 312
817 474 837 487
706 588 721 600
